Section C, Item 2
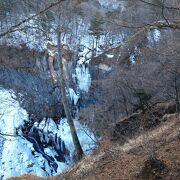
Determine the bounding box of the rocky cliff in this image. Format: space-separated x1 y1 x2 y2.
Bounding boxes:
0 45 64 120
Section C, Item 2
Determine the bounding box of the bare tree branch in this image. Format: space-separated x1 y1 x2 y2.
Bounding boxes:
161 0 170 25
0 0 66 38
138 0 180 10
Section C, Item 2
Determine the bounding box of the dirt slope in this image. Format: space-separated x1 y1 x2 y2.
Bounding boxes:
8 114 180 180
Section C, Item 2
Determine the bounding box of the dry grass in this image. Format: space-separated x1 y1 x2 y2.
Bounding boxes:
7 174 46 180
8 114 180 180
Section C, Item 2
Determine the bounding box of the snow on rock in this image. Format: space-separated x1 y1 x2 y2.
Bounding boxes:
69 88 80 105
44 147 69 175
152 29 161 42
58 118 96 157
0 137 50 179
31 118 97 169
99 63 112 71
106 54 114 58
75 62 91 92
0 88 96 179
129 46 140 64
34 118 96 159
0 19 52 52
0 88 28 136
147 29 161 47
98 0 122 10
0 88 51 179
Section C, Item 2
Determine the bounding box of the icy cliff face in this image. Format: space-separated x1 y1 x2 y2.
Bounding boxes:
0 88 96 180
147 29 161 47
98 0 125 11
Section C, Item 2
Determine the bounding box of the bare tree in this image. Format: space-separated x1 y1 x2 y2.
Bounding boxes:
56 27 84 160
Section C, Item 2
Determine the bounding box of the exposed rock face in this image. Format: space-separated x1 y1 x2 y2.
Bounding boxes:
0 45 49 77
47 42 74 86
22 119 70 170
89 28 180 80
0 45 64 120
139 157 168 180
0 66 64 120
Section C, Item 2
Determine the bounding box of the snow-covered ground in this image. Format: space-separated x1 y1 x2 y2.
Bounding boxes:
0 88 96 179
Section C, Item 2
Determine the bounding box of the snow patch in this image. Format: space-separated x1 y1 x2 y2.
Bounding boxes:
99 63 112 71
0 19 58 52
0 88 28 135
99 0 121 10
129 46 140 64
106 54 114 58
129 53 136 64
147 29 161 47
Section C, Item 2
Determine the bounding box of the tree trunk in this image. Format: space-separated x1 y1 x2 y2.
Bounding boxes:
174 72 180 112
56 29 84 161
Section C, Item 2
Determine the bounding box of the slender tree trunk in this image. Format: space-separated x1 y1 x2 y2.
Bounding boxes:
122 92 129 116
56 29 84 161
174 72 180 112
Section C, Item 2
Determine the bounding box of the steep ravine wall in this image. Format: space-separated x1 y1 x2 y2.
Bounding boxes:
0 45 64 120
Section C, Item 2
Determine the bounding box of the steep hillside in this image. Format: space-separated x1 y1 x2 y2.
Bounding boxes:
8 113 180 180
57 114 180 180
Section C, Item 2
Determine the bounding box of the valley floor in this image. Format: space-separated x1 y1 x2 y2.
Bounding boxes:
8 114 180 180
